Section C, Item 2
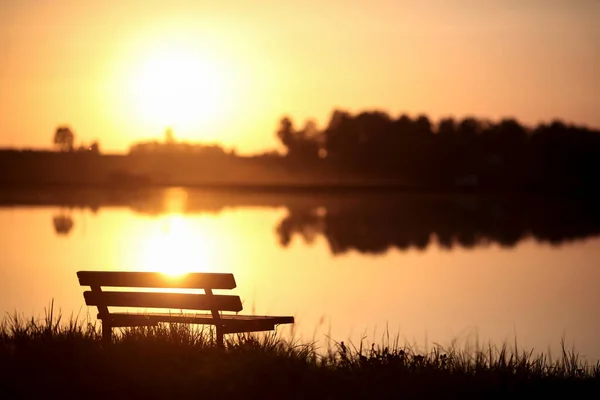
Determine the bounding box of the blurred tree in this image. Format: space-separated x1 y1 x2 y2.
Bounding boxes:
53 212 74 236
414 115 433 138
437 118 456 140
276 117 295 150
299 119 319 141
53 126 75 152
164 127 175 144
456 117 482 141
89 141 100 154
276 117 320 159
323 109 353 160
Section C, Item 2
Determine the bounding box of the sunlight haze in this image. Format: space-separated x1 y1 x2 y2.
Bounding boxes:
1 0 598 154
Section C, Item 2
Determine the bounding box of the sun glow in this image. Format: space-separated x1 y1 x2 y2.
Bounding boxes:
129 46 231 136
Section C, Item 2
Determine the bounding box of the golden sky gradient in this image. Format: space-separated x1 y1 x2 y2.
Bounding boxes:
1 0 598 154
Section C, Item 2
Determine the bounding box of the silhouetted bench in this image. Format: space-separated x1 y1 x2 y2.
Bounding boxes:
77 271 294 347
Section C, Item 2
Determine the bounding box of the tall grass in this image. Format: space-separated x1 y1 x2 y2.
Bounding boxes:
0 305 598 399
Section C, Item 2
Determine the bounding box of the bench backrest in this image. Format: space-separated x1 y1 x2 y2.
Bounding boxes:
77 271 243 320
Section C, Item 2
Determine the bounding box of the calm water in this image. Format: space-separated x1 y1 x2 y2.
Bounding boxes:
1 187 599 361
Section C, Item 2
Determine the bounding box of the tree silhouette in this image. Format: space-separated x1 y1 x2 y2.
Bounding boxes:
164 127 175 145
276 116 320 159
89 141 100 154
276 117 295 148
274 108 600 192
53 126 75 152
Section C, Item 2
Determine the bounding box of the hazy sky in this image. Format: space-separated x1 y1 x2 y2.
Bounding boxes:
1 0 599 154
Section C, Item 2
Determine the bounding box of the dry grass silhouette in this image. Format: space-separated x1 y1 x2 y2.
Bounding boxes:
0 302 598 398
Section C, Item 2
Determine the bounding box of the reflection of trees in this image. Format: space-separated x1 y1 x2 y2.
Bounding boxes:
8 188 597 250
53 212 74 236
276 207 325 247
275 196 600 255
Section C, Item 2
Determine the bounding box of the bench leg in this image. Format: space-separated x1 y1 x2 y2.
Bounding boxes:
216 326 224 348
102 321 112 344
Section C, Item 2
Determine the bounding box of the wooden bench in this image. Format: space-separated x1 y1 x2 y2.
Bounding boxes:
77 271 294 347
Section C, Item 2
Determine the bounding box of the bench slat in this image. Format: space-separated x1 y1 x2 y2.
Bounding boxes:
106 313 294 332
77 271 236 290
84 291 243 312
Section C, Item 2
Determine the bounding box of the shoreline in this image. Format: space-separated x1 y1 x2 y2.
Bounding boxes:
0 181 595 196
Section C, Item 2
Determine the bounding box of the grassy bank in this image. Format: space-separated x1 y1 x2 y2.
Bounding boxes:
1 310 598 399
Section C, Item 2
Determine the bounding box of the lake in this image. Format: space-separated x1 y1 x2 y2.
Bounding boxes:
1 187 599 362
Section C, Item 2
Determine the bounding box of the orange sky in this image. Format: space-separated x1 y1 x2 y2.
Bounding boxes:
1 0 598 154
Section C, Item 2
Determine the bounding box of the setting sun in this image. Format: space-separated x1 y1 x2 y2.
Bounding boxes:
129 46 230 136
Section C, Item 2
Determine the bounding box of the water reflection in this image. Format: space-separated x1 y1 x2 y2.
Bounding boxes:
1 187 598 253
52 211 74 236
1 187 600 363
276 196 600 254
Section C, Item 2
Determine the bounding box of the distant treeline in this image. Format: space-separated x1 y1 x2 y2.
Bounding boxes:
276 110 600 191
2 111 600 191
128 127 236 156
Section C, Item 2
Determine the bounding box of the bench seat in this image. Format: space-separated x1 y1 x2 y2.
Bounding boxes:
103 312 295 334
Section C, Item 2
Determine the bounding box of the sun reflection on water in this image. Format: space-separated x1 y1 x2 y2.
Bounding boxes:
138 215 218 276
135 183 226 278
163 187 188 214
137 188 204 276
